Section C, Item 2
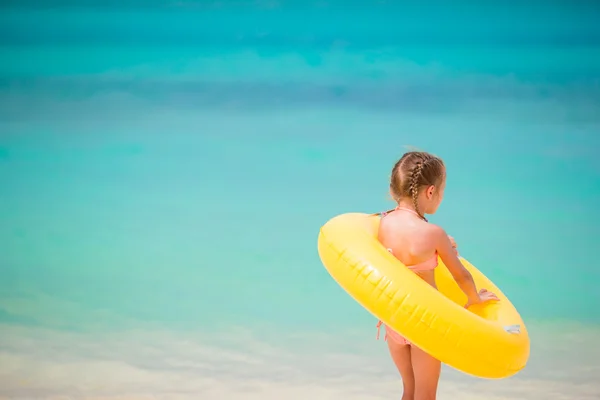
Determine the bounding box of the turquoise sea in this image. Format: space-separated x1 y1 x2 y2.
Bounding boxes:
1 1 599 399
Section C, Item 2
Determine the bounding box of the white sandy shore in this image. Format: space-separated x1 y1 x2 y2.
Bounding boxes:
0 322 599 400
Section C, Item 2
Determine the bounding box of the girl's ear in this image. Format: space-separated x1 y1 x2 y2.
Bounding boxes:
426 185 435 199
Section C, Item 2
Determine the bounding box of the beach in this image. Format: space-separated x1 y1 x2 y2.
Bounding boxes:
1 321 599 399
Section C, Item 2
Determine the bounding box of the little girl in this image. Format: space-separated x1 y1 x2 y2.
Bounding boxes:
377 151 498 400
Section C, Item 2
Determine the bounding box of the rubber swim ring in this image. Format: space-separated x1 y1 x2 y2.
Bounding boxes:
317 212 530 379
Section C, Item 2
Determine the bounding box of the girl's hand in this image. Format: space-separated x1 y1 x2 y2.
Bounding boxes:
448 235 459 256
465 289 499 308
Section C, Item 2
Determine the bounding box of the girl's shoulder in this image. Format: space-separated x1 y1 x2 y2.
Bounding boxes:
423 222 449 244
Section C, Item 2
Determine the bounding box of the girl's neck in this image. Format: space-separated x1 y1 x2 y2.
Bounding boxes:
395 200 428 221
395 199 417 212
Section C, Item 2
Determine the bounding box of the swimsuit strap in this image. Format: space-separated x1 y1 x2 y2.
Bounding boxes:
379 208 395 217
395 206 428 222
395 206 419 217
379 206 428 222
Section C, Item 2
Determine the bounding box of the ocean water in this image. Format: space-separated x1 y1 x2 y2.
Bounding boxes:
1 1 599 399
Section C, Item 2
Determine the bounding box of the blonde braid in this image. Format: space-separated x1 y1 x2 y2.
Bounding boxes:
409 157 428 222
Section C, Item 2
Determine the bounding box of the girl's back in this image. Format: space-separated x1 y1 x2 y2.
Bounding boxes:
378 207 439 287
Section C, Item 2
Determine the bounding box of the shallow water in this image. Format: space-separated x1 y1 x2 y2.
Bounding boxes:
1 1 600 399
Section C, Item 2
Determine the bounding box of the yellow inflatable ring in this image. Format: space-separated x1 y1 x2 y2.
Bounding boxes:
317 212 530 379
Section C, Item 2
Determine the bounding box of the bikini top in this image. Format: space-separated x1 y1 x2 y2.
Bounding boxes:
380 207 439 272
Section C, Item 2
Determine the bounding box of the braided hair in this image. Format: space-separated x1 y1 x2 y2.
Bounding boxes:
389 151 445 221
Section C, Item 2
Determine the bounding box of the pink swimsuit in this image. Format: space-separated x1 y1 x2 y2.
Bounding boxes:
375 207 439 346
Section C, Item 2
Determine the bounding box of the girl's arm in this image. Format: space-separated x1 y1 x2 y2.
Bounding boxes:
430 225 481 306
